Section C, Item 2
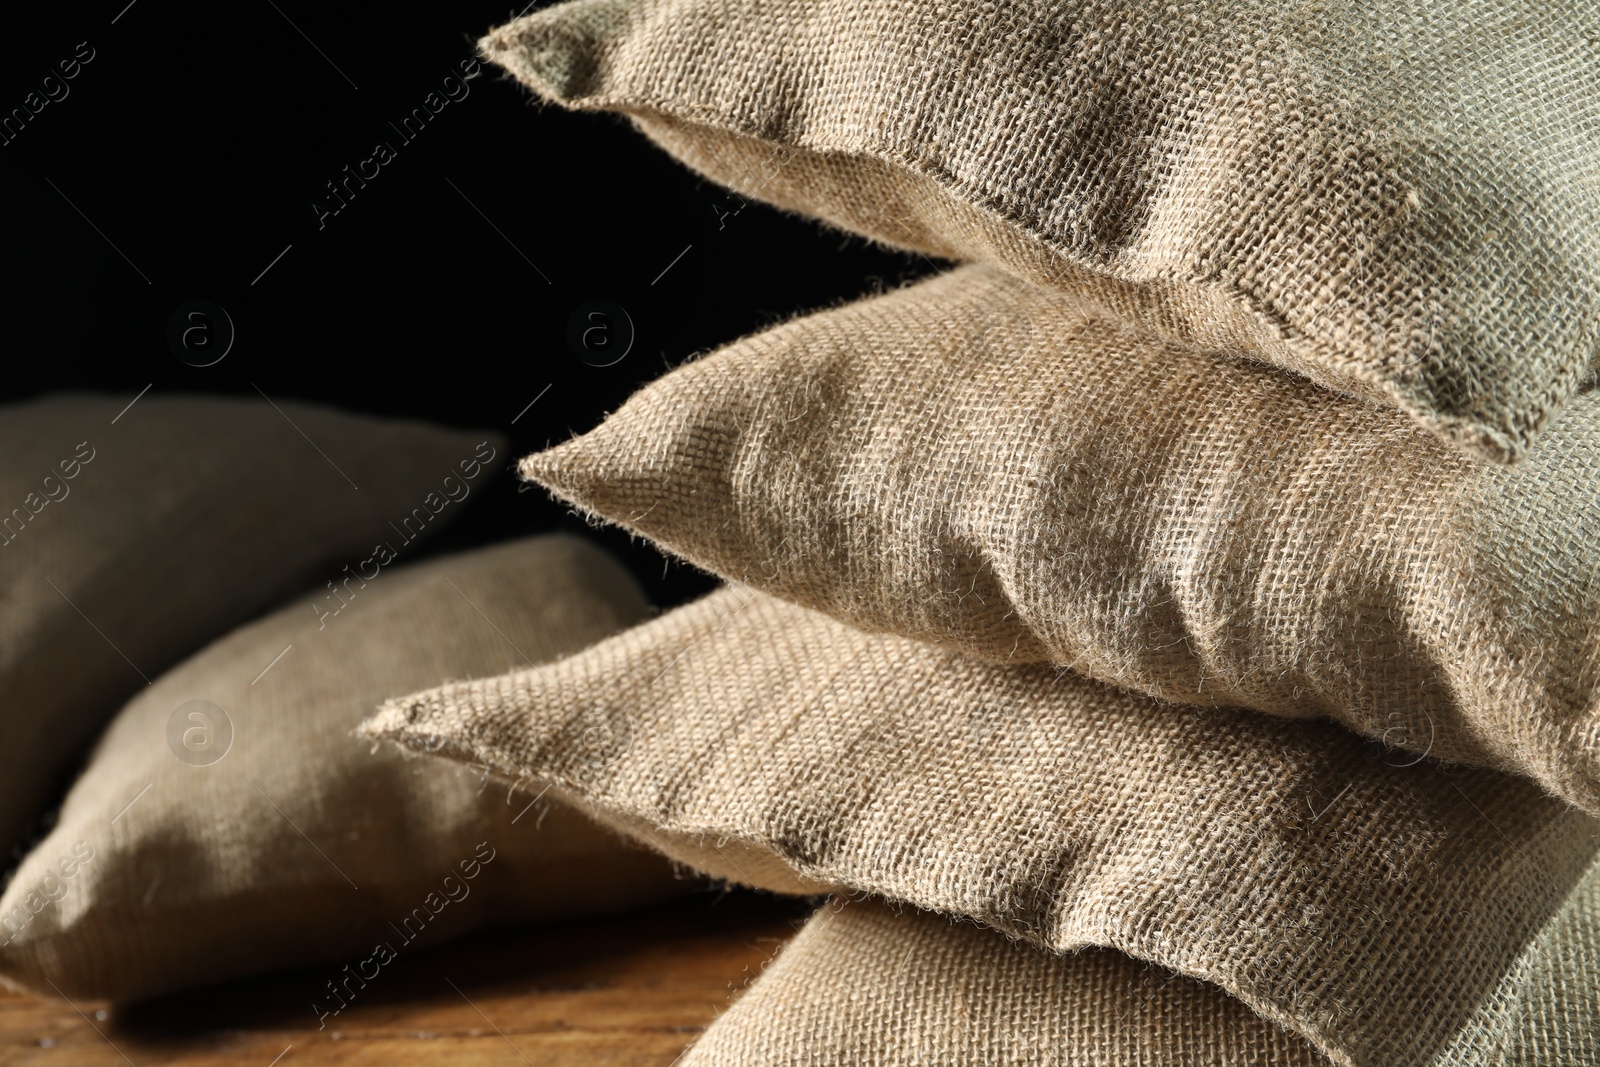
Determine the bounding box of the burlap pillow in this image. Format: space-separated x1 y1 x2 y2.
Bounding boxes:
685 898 1329 1066
517 265 1600 815
481 0 1600 463
366 588 1600 1067
0 536 684 1002
0 393 502 858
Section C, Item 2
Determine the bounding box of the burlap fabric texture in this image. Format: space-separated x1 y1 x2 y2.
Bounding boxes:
518 265 1600 816
0 394 500 858
0 536 683 1002
366 588 1600 1067
481 0 1600 463
683 898 1330 1066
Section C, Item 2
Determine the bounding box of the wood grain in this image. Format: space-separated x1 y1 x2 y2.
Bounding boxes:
0 891 811 1066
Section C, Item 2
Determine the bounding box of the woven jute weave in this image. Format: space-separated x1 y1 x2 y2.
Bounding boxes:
367 588 1600 1067
0 394 497 859
0 537 682 1001
482 0 1600 462
518 265 1600 816
684 898 1329 1066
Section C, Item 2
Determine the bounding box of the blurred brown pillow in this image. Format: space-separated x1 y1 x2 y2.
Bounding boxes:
518 265 1600 815
0 535 684 1002
0 393 502 857
684 898 1328 1067
482 0 1600 463
367 587 1600 1067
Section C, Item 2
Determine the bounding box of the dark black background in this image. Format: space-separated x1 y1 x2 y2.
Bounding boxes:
0 0 936 607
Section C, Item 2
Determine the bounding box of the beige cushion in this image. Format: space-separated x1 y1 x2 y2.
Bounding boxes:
0 536 684 1002
366 588 1600 1067
685 898 1328 1066
481 0 1600 463
517 265 1600 815
0 393 503 856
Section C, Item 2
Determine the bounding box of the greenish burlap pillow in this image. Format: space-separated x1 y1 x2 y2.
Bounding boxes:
366 588 1600 1067
481 0 1600 463
516 265 1600 815
0 393 501 858
685 898 1329 1066
0 536 683 1003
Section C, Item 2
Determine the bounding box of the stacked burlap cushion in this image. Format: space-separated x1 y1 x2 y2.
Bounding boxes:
0 393 502 858
0 536 684 1001
681 899 1329 1066
481 0 1600 463
366 587 1600 1066
513 264 1600 816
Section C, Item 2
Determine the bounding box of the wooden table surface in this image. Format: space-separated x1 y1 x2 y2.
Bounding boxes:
0 892 812 1067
